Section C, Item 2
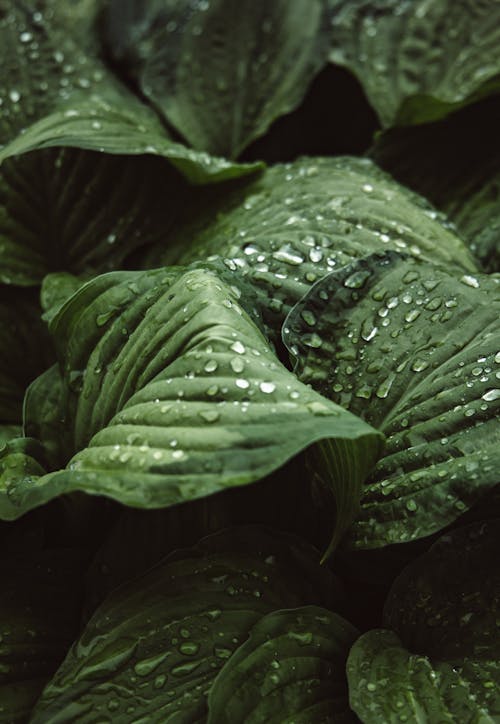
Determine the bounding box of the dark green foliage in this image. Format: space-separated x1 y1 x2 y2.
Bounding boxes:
0 1 498 721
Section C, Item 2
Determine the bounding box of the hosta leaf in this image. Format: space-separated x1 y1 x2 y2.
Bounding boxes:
0 287 53 424
208 606 359 723
284 251 500 549
371 98 500 272
105 0 331 159
145 156 476 340
347 521 500 723
31 526 344 723
1 266 382 538
0 543 86 722
329 0 500 127
0 0 261 183
0 148 195 286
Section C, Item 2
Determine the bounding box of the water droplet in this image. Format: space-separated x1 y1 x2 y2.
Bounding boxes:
204 359 218 373
199 409 219 424
236 378 249 389
259 381 276 394
411 359 429 372
179 642 199 656
230 341 245 354
9 89 21 103
302 333 322 348
405 309 420 323
301 310 316 326
154 674 166 688
214 646 232 659
482 389 500 402
461 275 480 288
376 373 396 398
230 357 245 373
344 270 371 288
171 660 202 676
134 652 168 676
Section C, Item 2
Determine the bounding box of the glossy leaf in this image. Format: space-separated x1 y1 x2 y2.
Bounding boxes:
106 0 331 158
284 252 500 548
0 0 261 183
208 606 359 723
144 156 476 340
329 0 500 127
347 521 500 723
1 266 382 537
32 526 344 723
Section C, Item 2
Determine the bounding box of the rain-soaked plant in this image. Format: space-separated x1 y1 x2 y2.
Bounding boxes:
0 1 499 721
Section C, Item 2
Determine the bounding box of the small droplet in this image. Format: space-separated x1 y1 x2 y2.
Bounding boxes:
204 359 218 373
461 275 480 288
259 381 276 394
482 389 500 402
230 357 245 373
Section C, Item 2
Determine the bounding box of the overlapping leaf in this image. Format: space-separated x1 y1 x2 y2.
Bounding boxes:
329 0 500 127
1 266 382 540
284 251 500 548
144 156 476 340
105 0 331 159
347 521 500 722
208 605 358 723
31 526 345 723
0 0 261 182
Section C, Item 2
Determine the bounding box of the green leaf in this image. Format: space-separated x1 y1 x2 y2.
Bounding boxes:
144 156 477 340
0 1 262 183
31 526 344 723
329 0 500 127
105 0 331 158
0 148 197 286
1 266 381 539
371 98 500 273
0 287 53 424
347 630 457 723
0 541 86 722
347 521 500 723
284 251 500 549
208 606 359 723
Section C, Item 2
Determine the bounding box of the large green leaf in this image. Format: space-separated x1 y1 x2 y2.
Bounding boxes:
31 526 344 723
144 156 476 340
0 147 195 286
329 0 500 127
371 97 500 272
208 606 359 723
347 520 500 723
0 0 261 183
284 251 500 549
105 0 331 159
1 266 382 539
0 540 86 722
0 287 53 424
